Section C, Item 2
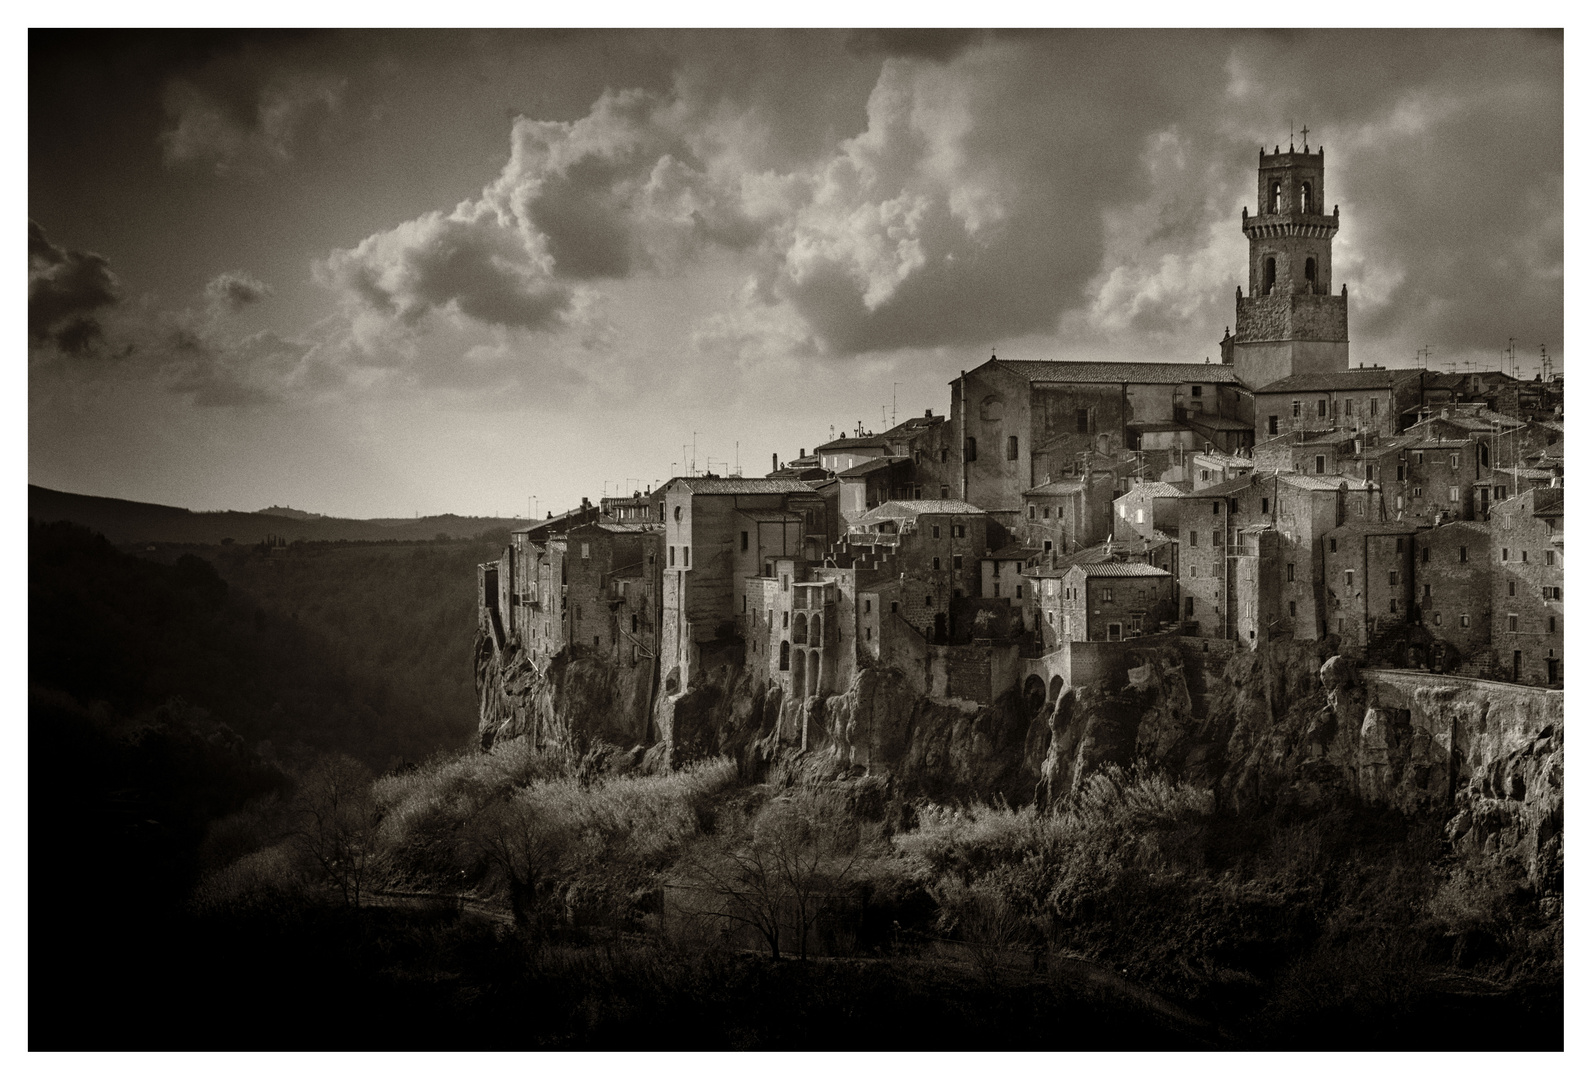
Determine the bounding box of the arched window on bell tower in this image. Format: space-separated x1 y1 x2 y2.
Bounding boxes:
1304 257 1317 294
1264 257 1277 295
1270 182 1282 213
1300 182 1313 213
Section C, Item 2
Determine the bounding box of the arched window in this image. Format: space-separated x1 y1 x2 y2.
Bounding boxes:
1300 181 1312 213
810 613 822 646
779 640 790 671
1304 257 1317 293
792 612 807 645
1270 181 1282 213
1264 257 1277 295
792 648 807 697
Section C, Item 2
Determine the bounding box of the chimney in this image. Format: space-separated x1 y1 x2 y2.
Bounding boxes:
925 408 933 419
800 449 806 458
772 453 779 472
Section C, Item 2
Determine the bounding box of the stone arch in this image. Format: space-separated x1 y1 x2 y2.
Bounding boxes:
792 611 808 646
779 640 790 671
810 613 822 646
1304 257 1317 293
1023 674 1046 710
1270 181 1282 213
1264 257 1277 295
1048 675 1065 703
1300 181 1312 213
979 394 1005 422
792 647 807 698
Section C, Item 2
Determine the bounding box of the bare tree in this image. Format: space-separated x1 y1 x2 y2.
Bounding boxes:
469 794 572 938
291 754 381 907
679 787 863 960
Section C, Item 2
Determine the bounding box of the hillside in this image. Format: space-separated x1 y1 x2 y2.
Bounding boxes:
30 484 530 546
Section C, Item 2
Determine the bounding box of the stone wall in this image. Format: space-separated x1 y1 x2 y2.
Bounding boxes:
1236 292 1348 343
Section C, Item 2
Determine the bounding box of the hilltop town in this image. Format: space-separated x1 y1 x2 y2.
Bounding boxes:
478 143 1564 758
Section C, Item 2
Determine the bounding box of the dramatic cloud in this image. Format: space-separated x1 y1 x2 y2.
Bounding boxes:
205 270 274 312
161 71 342 176
28 220 121 355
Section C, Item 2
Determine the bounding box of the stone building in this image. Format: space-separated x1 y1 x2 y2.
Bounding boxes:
1054 563 1173 642
1112 480 1188 542
1177 471 1374 641
657 476 833 694
1321 520 1421 649
1018 474 1115 556
1412 519 1493 668
1489 487 1563 686
564 521 663 667
847 499 994 644
879 410 957 501
600 490 662 523
813 435 893 473
836 456 914 522
1230 144 1350 389
950 357 1249 513
1251 366 1424 440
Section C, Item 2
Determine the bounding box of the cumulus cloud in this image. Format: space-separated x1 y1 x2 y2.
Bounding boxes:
28 220 121 356
161 71 342 177
205 270 274 312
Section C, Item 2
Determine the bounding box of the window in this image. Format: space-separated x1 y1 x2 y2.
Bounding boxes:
1212 530 1221 547
780 641 790 670
1423 584 1431 598
891 601 899 613
1264 256 1277 294
932 557 941 571
1329 538 1337 553
953 555 963 569
953 589 963 599
1508 580 1515 597
1390 599 1398 613
914 449 922 465
941 485 950 499
1449 487 1460 503
940 448 949 464
1016 585 1023 598
1076 408 1091 434
1458 546 1468 563
1136 509 1145 524
1044 540 1053 553
1043 506 1051 519
1268 415 1279 436
1345 569 1355 587
1369 398 1379 417
1104 588 1114 602
1345 398 1355 417
1388 570 1399 585
1543 586 1561 600
925 596 933 607
953 524 965 538
783 611 789 627
1190 566 1197 578
1449 453 1459 468
1292 400 1301 419
782 574 789 591
740 531 749 552
1521 550 1529 565
581 542 590 559
1398 464 1406 482
1119 504 1127 519
1212 502 1221 516
1315 455 1326 474
674 505 683 522
669 546 676 567
1261 497 1270 514
1007 435 1019 461
1548 616 1556 633
1201 469 1210 481
865 627 872 641
1289 600 1297 616
1287 563 1295 582
1502 548 1509 562
1188 529 1197 548
1317 400 1328 419
1414 485 1423 498
1191 385 1203 398
1495 485 1505 500
1546 550 1556 566
1029 504 1036 520
864 599 871 613
1422 547 1429 563
1415 452 1424 465
1508 614 1518 632
683 547 690 567
965 437 977 462
993 583 1001 598
1367 465 1375 481
1460 614 1470 628
932 525 941 539
1433 613 1441 626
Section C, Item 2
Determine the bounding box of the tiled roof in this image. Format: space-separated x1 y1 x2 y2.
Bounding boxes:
1122 481 1189 499
837 456 911 478
680 477 818 496
879 414 944 439
854 499 988 522
1072 563 1173 578
1180 475 1254 498
585 522 662 533
1277 473 1373 491
814 437 892 452
1025 479 1088 495
990 358 1243 385
1532 489 1564 516
735 509 804 523
1326 519 1420 535
1253 367 1425 394
983 543 1040 561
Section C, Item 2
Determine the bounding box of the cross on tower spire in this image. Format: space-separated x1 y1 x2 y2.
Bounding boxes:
1300 123 1309 147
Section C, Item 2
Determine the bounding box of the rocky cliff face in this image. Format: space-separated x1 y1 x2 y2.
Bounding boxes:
477 630 1562 883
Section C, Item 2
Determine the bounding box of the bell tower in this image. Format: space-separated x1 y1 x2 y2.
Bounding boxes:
1231 139 1350 390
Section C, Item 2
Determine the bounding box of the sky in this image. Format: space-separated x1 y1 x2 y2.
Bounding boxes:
27 28 1564 520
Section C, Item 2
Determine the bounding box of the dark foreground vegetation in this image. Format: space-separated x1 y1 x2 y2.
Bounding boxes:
30 522 1561 1049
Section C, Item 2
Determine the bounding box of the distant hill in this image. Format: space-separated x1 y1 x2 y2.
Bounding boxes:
29 485 530 545
255 505 325 521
